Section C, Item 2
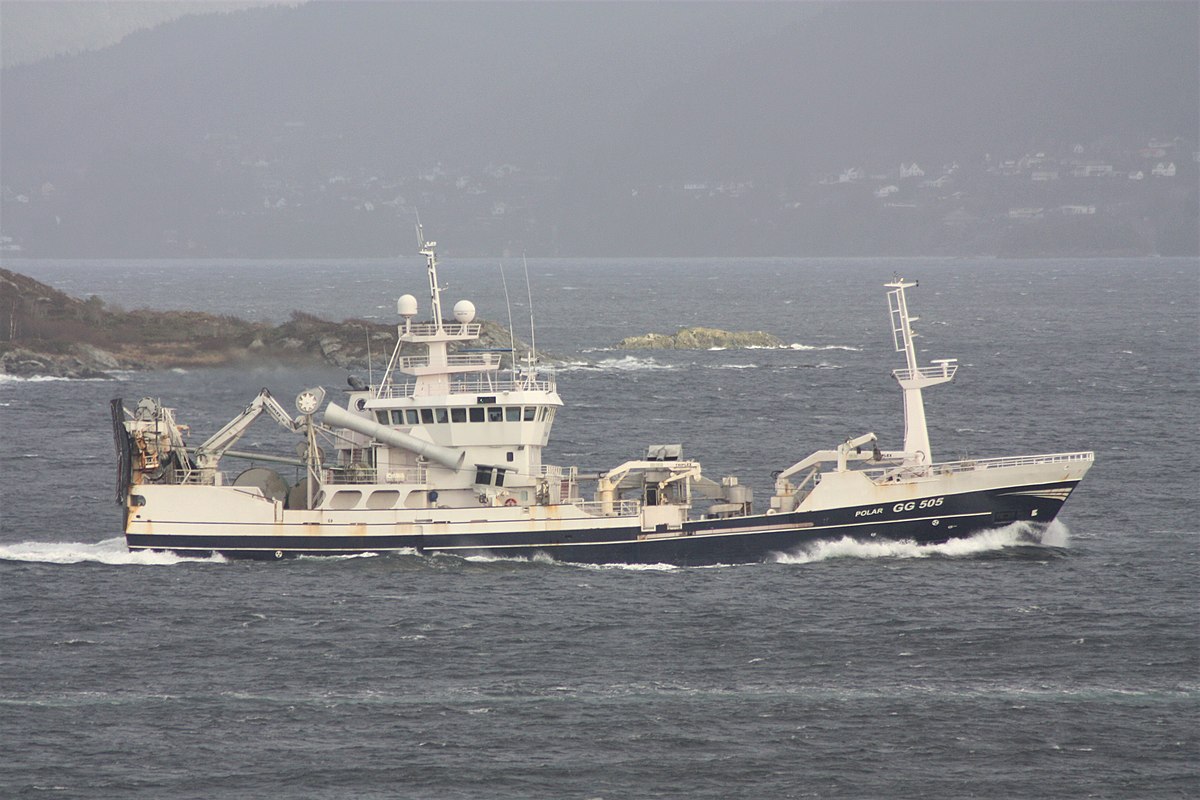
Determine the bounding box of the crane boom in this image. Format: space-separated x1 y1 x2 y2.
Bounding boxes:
193 389 302 470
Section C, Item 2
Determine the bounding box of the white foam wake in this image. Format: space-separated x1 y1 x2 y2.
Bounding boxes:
773 520 1069 564
575 560 680 572
785 343 862 351
0 374 110 383
458 551 680 571
0 537 226 566
558 356 677 372
296 551 391 560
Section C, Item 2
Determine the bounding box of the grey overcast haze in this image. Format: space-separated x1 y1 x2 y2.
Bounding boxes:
0 0 1196 257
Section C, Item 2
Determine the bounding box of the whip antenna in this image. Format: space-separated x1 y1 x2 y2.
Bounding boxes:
365 329 373 388
498 260 518 371
522 252 537 362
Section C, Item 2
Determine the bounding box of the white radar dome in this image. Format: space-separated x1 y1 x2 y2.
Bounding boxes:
453 300 476 324
397 294 418 317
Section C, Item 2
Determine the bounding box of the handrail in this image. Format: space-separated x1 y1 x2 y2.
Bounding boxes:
893 363 958 382
567 497 641 517
400 322 481 339
862 450 1093 483
375 375 557 399
396 353 503 370
321 463 429 486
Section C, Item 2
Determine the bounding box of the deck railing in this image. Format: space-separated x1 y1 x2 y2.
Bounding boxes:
396 353 503 371
374 373 556 399
400 322 481 339
567 497 642 517
892 363 958 382
321 463 429 486
862 451 1094 483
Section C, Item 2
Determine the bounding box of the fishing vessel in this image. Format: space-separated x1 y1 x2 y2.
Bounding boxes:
111 233 1093 564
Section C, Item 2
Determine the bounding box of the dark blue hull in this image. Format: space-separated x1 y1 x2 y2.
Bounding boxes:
125 480 1081 565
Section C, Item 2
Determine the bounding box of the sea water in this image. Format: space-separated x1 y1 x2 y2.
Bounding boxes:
1 257 1196 798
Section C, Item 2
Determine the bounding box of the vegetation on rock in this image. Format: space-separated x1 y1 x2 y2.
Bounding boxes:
0 269 528 377
615 327 782 350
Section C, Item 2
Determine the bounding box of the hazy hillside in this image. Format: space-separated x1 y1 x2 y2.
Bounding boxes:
1 1 1195 256
0 1 290 68
601 2 1198 181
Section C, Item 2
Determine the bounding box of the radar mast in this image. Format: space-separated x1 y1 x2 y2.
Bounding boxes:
885 277 957 467
417 222 444 333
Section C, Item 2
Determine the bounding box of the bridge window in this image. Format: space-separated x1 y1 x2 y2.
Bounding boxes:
523 406 536 421
451 408 466 423
505 407 520 422
488 407 503 422
474 465 508 487
390 410 404 425
405 409 419 425
435 408 449 424
469 407 485 423
375 411 389 425
420 409 434 424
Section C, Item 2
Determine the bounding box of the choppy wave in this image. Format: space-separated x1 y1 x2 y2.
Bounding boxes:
0 537 226 565
575 560 680 572
708 343 862 352
295 551 391 560
784 343 862 351
558 354 850 373
772 520 1070 564
0 374 110 383
458 551 681 571
558 356 677 372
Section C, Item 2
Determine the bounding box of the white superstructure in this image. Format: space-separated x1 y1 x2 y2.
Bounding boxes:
317 227 566 512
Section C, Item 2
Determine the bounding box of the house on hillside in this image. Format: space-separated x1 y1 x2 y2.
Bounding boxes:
941 208 977 227
1071 163 1115 178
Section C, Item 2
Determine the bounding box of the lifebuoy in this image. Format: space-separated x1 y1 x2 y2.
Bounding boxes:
504 498 518 507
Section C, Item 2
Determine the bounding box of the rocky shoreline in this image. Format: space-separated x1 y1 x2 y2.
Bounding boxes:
615 326 783 350
0 268 525 379
1 269 783 379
